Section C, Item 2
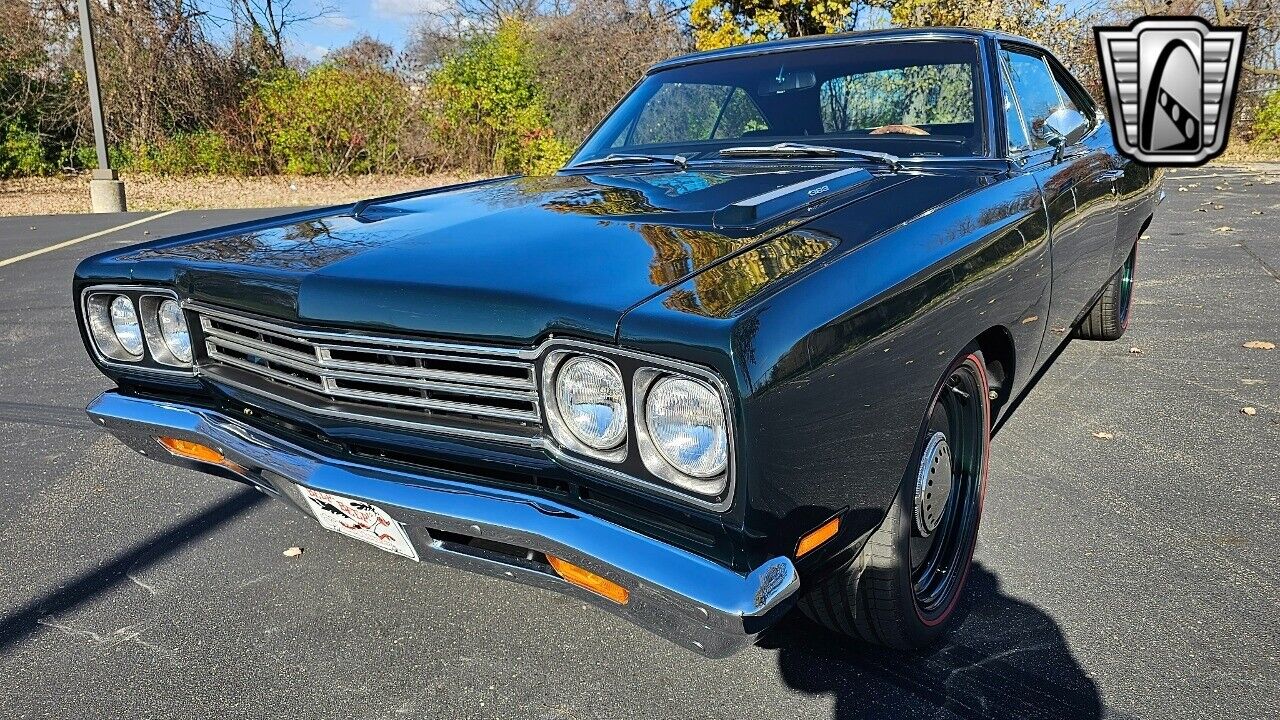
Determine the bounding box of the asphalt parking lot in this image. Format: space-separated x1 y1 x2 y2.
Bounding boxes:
0 171 1276 720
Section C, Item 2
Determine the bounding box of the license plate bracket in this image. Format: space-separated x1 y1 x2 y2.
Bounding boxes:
296 486 419 561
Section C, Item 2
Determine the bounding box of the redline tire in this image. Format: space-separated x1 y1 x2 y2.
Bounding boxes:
800 348 991 648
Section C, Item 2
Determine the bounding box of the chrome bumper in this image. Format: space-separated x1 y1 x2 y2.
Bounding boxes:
86 391 798 658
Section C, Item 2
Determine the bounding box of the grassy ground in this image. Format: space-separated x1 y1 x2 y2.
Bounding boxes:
0 173 483 216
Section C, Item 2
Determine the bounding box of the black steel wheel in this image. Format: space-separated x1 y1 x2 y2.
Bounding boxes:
907 354 988 626
800 349 990 648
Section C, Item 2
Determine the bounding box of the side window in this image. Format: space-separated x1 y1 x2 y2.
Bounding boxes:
1048 62 1097 121
712 88 768 139
1001 48 1078 149
631 83 734 145
1000 59 1031 152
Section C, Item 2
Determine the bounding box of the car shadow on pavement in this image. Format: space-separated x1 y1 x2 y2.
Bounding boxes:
0 487 265 654
761 564 1102 720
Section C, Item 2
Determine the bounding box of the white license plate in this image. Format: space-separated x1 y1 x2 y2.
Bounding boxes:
297 486 419 561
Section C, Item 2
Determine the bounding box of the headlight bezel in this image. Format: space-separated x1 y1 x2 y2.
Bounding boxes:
542 350 629 463
634 370 730 493
537 340 736 512
140 296 193 366
86 293 144 361
80 285 197 376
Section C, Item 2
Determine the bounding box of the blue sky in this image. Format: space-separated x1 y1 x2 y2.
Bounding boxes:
282 0 1153 62
287 0 444 61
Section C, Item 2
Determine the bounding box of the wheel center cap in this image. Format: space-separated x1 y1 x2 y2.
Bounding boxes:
914 432 953 537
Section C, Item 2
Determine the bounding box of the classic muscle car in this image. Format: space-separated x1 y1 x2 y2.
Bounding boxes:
75 29 1159 657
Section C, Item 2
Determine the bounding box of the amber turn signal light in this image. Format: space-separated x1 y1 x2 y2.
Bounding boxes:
796 516 841 558
547 555 630 605
157 437 226 465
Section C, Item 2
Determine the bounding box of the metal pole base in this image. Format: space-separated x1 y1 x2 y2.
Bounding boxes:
88 168 127 213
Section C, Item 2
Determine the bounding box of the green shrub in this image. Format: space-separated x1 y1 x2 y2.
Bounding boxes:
430 21 571 175
0 123 56 177
1254 91 1280 147
245 65 410 175
136 131 253 175
68 144 134 172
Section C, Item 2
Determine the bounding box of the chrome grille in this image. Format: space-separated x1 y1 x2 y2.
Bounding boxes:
192 304 540 431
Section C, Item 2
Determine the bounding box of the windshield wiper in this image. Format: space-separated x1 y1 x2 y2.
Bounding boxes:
571 153 688 171
718 142 900 171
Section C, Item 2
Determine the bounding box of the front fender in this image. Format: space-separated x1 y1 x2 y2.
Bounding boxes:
619 170 1050 575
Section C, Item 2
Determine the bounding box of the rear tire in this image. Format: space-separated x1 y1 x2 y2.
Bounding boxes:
1076 243 1137 341
800 349 990 648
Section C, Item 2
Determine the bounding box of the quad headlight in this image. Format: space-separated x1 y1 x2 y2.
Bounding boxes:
541 345 733 506
549 355 628 454
143 297 192 365
86 294 145 361
642 376 728 479
158 299 192 362
83 288 194 371
545 353 629 456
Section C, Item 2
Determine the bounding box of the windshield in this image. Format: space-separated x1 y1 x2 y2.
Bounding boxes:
572 39 988 165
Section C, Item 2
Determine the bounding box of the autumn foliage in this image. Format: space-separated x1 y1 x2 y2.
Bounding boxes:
0 0 1276 179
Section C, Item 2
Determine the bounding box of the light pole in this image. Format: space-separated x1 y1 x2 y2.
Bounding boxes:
77 0 126 212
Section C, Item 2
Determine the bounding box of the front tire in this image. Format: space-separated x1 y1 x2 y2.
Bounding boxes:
1076 243 1137 341
801 349 990 648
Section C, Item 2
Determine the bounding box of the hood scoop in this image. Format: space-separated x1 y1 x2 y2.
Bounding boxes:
713 167 873 229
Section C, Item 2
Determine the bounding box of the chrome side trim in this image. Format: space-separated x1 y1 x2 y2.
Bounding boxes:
87 391 797 658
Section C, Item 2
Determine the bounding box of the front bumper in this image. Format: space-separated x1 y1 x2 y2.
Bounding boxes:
87 391 798 658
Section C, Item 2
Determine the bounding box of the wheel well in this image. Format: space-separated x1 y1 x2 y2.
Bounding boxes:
974 326 1015 418
1138 214 1153 238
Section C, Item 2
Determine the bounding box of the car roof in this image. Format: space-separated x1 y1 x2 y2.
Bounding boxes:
648 28 1051 73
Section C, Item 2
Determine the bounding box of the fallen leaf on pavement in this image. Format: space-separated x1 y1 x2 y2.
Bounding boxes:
1241 407 1257 416
1243 340 1275 350
283 546 304 557
1091 431 1114 440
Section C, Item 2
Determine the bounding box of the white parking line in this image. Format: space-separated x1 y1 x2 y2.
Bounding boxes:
0 210 181 269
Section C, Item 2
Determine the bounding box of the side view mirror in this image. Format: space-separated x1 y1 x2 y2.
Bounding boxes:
1044 107 1089 148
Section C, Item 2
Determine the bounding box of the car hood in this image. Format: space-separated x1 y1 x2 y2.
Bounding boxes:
116 166 963 345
